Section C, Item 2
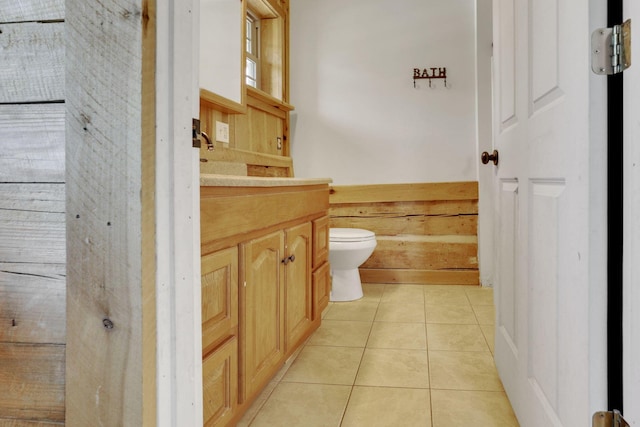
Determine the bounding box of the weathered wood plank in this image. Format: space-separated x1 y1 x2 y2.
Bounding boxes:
330 214 477 236
0 0 64 22
0 184 65 264
328 183 479 278
329 182 478 204
0 22 64 103
0 418 64 426
0 104 65 183
0 343 65 422
330 200 479 217
0 263 65 344
361 269 479 285
200 145 293 170
363 236 478 270
65 0 156 424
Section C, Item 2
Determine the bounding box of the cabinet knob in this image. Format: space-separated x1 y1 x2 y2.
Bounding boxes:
282 254 295 265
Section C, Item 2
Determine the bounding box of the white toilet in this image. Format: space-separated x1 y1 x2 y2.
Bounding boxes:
329 228 377 301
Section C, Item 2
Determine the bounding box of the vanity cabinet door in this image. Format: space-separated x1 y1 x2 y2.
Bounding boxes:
240 230 285 401
203 337 238 427
313 261 331 319
201 247 239 356
284 222 313 351
312 215 329 269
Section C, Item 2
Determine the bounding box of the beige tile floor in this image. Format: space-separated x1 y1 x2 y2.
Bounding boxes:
238 284 519 427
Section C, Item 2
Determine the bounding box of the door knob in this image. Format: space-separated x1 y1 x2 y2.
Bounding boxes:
481 150 499 166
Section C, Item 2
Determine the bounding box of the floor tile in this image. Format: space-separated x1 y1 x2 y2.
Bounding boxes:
342 386 432 427
481 324 495 353
243 282 516 426
425 304 478 324
356 348 429 388
429 351 503 391
381 284 426 303
236 379 277 426
323 300 379 322
249 382 351 427
427 324 489 352
375 301 425 323
367 322 427 350
466 287 494 306
282 345 363 385
424 287 471 306
431 389 519 427
306 319 372 347
473 305 496 325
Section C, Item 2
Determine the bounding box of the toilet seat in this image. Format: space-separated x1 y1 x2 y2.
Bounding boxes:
329 228 375 243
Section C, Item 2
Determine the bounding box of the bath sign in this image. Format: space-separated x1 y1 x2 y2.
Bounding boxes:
413 67 447 88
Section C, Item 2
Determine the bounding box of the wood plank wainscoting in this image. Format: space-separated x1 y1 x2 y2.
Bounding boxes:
0 2 66 425
329 182 479 286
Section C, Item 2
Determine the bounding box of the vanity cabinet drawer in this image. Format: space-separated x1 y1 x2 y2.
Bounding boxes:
312 215 329 269
203 337 238 427
202 246 239 356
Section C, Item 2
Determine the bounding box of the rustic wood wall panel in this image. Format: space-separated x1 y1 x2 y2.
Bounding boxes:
0 0 64 22
0 2 66 424
0 264 65 344
329 182 479 285
0 21 64 103
0 184 65 264
65 0 157 424
0 343 65 422
0 105 65 182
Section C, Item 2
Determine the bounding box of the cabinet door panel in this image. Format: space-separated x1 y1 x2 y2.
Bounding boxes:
240 231 285 401
202 247 239 355
313 261 331 319
312 215 329 269
203 337 238 427
285 222 312 351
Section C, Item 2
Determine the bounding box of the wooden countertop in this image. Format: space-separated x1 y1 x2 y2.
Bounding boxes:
200 174 332 187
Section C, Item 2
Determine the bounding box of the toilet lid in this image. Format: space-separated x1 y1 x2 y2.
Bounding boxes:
329 228 376 242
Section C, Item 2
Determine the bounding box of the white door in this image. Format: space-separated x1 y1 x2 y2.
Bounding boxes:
623 2 640 424
490 0 608 425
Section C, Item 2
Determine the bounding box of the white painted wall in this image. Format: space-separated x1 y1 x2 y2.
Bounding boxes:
290 0 478 185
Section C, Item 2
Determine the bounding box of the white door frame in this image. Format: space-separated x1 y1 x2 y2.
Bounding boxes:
156 0 203 425
476 0 495 287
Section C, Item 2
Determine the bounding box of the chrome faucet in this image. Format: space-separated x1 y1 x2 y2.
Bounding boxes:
201 131 214 151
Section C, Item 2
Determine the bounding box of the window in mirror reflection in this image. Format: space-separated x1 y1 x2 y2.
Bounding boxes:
246 11 259 88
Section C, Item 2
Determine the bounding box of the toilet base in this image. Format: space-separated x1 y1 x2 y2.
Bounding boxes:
330 268 364 301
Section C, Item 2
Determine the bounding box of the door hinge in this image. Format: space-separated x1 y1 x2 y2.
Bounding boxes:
192 118 201 148
592 19 632 75
593 410 629 427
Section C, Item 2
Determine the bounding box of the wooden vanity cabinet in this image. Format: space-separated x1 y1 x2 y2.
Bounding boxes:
200 181 330 426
